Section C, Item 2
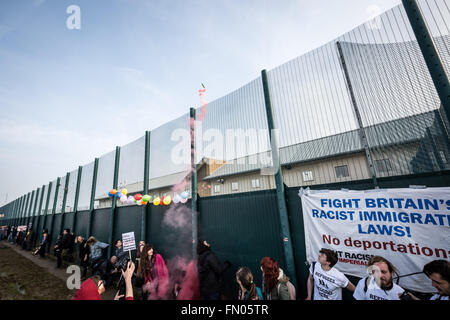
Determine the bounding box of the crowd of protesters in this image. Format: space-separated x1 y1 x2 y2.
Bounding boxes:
0 225 449 301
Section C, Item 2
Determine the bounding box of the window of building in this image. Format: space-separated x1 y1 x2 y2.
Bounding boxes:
214 185 221 193
375 159 392 173
302 171 314 182
335 165 349 178
251 179 260 188
232 182 239 191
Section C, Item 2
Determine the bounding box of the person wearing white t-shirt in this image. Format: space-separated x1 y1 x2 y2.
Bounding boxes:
306 248 355 300
353 256 404 300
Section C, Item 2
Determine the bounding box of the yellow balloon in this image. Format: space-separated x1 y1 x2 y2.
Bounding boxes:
153 197 161 206
163 195 171 205
121 188 128 196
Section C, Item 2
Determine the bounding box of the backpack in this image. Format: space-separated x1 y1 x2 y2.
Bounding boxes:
277 281 296 300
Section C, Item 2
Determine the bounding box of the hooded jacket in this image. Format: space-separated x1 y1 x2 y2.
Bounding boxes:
263 268 290 300
73 278 102 300
197 241 229 297
141 254 170 300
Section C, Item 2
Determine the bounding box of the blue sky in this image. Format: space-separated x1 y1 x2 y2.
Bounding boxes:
0 0 401 205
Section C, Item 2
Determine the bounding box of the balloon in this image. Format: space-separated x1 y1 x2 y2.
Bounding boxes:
142 195 151 203
134 194 142 201
121 188 128 196
116 192 122 199
110 189 118 195
108 192 113 197
181 191 189 199
142 201 148 205
173 194 181 204
120 195 127 203
153 197 161 206
136 200 142 206
127 196 134 205
180 197 188 204
163 195 171 205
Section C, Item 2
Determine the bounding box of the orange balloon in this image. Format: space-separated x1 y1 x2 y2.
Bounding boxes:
110 189 117 195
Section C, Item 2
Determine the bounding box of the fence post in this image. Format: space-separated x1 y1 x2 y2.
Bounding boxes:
22 193 29 226
190 108 198 261
30 188 39 240
49 177 61 243
13 197 19 225
31 188 40 228
17 195 25 225
22 194 28 225
72 166 83 234
107 147 120 258
16 199 20 224
261 70 298 289
59 172 71 234
23 193 31 226
336 41 378 188
42 182 53 236
142 131 151 243
35 184 46 245
402 0 450 126
28 191 36 227
86 158 99 239
13 197 18 225
27 190 37 227
11 201 16 225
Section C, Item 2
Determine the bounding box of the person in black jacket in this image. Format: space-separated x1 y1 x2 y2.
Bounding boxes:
61 229 75 263
114 239 129 269
99 256 120 287
76 235 91 278
54 234 63 268
197 239 231 300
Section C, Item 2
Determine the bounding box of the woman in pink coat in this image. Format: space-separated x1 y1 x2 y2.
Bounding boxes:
136 244 169 300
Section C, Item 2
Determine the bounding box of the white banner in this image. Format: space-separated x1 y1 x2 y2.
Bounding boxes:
300 187 450 293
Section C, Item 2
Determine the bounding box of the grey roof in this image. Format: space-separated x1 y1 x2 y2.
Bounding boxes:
203 111 437 181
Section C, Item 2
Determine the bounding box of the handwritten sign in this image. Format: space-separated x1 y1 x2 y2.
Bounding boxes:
122 231 136 252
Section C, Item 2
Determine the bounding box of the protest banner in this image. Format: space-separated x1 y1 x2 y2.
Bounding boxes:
300 187 450 292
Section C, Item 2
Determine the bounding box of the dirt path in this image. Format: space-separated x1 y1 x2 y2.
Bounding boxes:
0 241 117 300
